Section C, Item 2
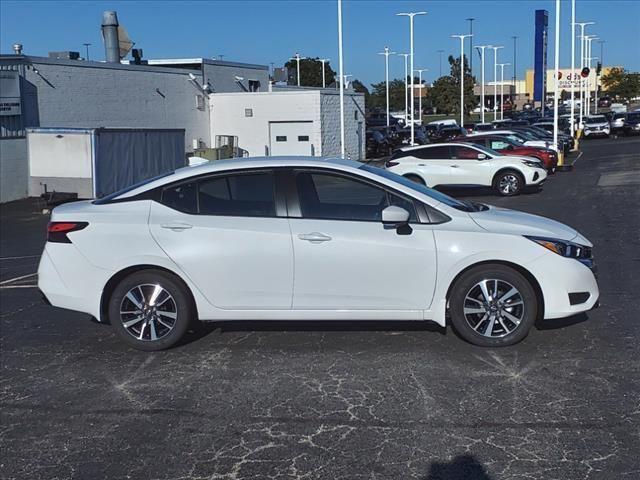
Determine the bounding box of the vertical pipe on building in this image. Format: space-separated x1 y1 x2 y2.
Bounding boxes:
101 11 120 63
337 0 345 158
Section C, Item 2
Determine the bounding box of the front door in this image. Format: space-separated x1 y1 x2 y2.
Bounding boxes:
269 121 314 156
449 144 494 186
288 169 437 310
149 170 294 310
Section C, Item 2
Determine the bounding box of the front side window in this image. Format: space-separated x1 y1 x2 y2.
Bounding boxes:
161 181 198 214
451 146 480 160
198 172 276 217
489 140 510 150
296 171 417 222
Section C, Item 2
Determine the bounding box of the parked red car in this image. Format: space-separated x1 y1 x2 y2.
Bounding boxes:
454 134 558 173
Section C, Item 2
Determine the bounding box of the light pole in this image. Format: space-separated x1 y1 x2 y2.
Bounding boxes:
319 58 330 88
337 0 345 158
490 45 504 121
398 53 410 125
466 18 475 75
552 0 560 154
414 68 428 124
290 53 306 87
397 11 426 145
570 0 576 135
511 36 518 94
585 35 598 116
83 43 91 61
498 63 510 120
476 45 491 124
575 21 595 128
437 50 444 78
378 47 396 127
452 34 473 127
596 40 605 113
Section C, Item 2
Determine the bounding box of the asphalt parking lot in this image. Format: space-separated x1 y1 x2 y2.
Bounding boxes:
1 136 639 480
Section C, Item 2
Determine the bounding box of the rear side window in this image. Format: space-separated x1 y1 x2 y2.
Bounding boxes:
413 145 451 160
198 172 276 217
161 182 198 214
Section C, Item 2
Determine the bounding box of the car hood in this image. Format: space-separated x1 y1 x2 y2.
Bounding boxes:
468 205 591 245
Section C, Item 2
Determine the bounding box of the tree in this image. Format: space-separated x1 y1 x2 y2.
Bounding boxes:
601 67 640 101
368 79 407 111
284 57 336 87
351 79 370 103
426 55 476 116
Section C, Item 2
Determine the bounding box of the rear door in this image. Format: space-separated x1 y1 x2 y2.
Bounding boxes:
149 169 294 310
410 145 452 187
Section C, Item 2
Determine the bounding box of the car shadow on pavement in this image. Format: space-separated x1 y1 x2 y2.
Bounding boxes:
423 454 493 480
535 312 589 330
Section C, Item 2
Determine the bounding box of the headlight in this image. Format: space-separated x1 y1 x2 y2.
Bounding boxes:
525 236 594 269
522 160 543 168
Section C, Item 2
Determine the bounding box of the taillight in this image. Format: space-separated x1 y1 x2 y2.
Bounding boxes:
47 222 88 243
385 160 400 168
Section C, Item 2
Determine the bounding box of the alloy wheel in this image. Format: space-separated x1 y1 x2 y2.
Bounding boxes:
463 279 525 338
119 283 177 341
498 174 520 194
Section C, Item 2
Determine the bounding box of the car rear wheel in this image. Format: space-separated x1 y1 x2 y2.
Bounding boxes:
449 264 538 347
108 270 193 351
494 170 524 196
404 174 426 186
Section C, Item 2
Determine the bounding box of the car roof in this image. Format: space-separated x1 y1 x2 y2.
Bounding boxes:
115 156 363 200
398 142 477 152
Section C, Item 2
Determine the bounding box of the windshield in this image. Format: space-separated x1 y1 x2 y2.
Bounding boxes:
586 116 607 124
360 164 481 212
470 143 504 157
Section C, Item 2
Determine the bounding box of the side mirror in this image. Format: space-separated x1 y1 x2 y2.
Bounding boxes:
477 153 488 160
381 206 412 235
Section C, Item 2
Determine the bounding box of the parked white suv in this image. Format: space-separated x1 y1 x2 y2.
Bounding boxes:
386 143 547 196
38 157 598 350
582 115 611 138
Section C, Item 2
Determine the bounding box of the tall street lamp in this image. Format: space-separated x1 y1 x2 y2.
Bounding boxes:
437 49 444 78
466 18 475 75
452 34 473 127
570 0 576 135
596 40 605 113
585 35 598 116
552 0 561 153
319 58 330 88
490 45 504 121
476 45 491 124
378 47 396 127
575 21 594 127
337 0 345 157
511 36 518 93
414 68 428 124
290 53 306 87
398 53 410 125
397 11 426 145
498 63 510 120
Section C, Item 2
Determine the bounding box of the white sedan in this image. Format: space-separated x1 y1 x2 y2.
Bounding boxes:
38 157 598 350
386 143 547 196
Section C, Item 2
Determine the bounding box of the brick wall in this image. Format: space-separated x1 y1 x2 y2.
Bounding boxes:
319 91 366 160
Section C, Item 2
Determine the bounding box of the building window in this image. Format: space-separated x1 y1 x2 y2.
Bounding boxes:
195 95 205 111
245 108 253 117
298 135 309 142
354 110 358 120
248 80 261 92
276 136 287 142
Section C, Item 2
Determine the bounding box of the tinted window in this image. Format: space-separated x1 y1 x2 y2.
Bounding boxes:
412 145 451 160
161 181 198 214
451 146 480 160
276 136 287 142
296 171 417 222
198 172 276 217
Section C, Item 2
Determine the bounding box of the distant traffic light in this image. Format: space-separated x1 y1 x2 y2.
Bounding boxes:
596 62 602 75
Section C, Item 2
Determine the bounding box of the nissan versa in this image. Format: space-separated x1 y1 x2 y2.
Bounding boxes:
38 157 599 350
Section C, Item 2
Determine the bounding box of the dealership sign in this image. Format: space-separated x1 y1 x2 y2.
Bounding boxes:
0 71 21 116
553 69 594 90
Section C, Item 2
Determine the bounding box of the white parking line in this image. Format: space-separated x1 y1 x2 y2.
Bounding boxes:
0 255 41 261
0 273 37 285
0 285 37 289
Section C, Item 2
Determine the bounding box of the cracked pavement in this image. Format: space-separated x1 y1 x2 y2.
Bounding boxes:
1 136 639 479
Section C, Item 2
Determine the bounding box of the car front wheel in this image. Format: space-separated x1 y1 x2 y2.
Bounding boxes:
494 170 524 196
449 264 538 347
108 270 194 351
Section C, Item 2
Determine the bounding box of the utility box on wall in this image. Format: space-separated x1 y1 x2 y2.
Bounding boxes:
27 127 185 199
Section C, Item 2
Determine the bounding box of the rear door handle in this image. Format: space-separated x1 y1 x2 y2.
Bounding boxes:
161 222 193 231
298 232 332 243
451 164 460 168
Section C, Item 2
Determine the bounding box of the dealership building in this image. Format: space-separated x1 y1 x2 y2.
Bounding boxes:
0 13 364 203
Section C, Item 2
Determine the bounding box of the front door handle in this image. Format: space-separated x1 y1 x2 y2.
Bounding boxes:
298 232 332 243
451 164 460 168
161 222 193 231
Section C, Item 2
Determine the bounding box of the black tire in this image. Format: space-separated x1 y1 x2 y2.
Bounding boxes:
404 174 426 186
449 264 538 347
108 269 194 351
494 170 524 196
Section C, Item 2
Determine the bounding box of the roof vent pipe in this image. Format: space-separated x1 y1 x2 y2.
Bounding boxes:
101 11 120 63
13 43 23 55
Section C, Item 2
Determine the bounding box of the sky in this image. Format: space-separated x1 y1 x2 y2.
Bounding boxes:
1 0 639 88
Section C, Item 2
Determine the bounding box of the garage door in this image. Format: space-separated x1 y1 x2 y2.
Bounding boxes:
269 121 314 156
